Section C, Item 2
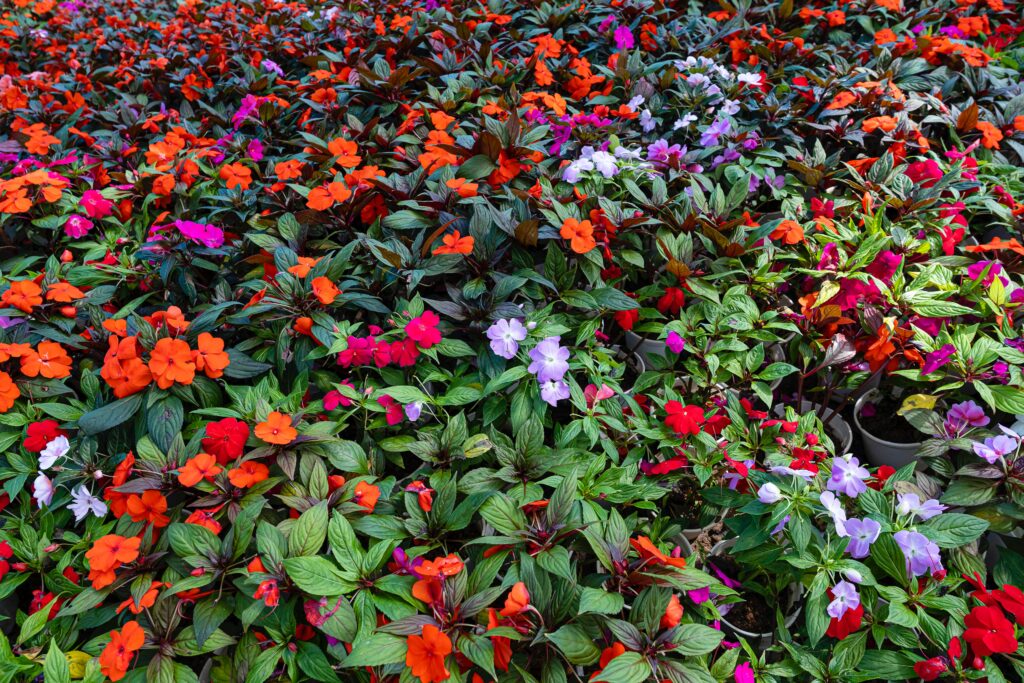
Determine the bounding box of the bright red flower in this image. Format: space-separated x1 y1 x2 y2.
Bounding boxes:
406 311 441 349
664 401 704 435
202 418 250 464
964 606 1017 658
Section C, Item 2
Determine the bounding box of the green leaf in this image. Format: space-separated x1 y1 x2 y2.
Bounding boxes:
18 604 51 643
578 587 625 615
672 623 724 655
147 395 183 453
591 652 651 683
78 392 144 435
283 556 354 595
289 501 328 556
224 349 271 379
44 639 70 683
920 513 989 548
341 633 407 667
173 626 236 656
245 645 284 683
545 624 600 665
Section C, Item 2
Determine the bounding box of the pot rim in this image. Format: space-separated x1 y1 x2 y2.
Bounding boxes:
853 390 923 450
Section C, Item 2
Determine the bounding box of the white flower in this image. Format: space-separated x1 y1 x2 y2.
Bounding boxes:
737 72 762 85
33 472 54 507
590 151 618 178
673 114 698 130
69 485 108 523
757 483 783 504
39 435 70 469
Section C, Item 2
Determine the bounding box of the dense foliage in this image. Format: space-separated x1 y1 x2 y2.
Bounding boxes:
2 0 1024 681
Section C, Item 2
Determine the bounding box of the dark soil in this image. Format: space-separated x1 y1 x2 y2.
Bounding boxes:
666 477 706 528
708 555 774 634
858 395 921 444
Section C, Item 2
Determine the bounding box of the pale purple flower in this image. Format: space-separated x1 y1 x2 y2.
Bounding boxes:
646 139 685 167
591 151 618 178
699 119 731 147
843 518 881 559
946 400 989 434
262 59 284 76
404 402 422 422
973 435 1017 464
673 114 698 129
666 331 685 354
33 472 54 508
39 435 70 469
639 110 656 133
528 337 570 382
69 485 107 523
64 214 94 238
737 72 762 86
613 25 634 50
540 379 570 406
827 581 860 619
827 455 869 498
757 482 782 504
894 530 942 577
819 491 848 536
487 318 527 359
896 493 947 520
921 344 955 375
769 464 816 481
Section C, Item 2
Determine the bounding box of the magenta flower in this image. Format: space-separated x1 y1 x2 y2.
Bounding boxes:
946 400 989 433
63 214 94 238
734 663 754 683
666 331 685 353
79 189 113 219
174 220 225 248
613 25 634 50
921 344 955 376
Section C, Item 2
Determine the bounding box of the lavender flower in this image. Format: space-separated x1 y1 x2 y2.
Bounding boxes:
404 402 423 422
528 337 570 382
827 580 860 619
894 530 943 577
699 118 731 147
757 483 782 504
843 518 881 559
827 455 870 498
39 435 70 469
69 485 107 522
591 150 618 177
896 493 947 520
540 379 570 406
33 472 54 507
973 435 1017 464
819 491 848 536
486 318 528 359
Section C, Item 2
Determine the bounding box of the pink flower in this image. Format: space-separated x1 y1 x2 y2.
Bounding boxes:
377 395 403 425
405 311 441 349
79 189 113 219
584 383 615 408
64 214 94 238
666 331 685 354
734 662 755 683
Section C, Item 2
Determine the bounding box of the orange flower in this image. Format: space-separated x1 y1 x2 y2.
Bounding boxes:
306 182 351 210
560 217 596 254
148 337 196 389
0 371 20 412
862 116 898 133
103 319 128 336
976 121 1003 150
86 534 141 587
228 460 270 488
445 177 478 198
101 335 152 398
2 279 43 313
146 306 189 334
192 332 230 379
432 230 474 255
126 490 170 528
630 536 687 569
406 625 452 683
353 481 380 512
769 219 805 244
178 453 223 487
500 581 530 617
20 123 60 155
219 163 252 190
327 138 362 168
45 281 85 302
275 159 304 180
311 276 340 304
255 411 297 445
20 341 72 379
116 581 164 615
99 621 145 682
287 256 321 278
430 111 455 130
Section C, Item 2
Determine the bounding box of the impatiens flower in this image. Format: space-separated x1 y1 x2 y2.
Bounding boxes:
79 189 114 218
500 581 531 617
664 401 704 436
819 491 848 536
661 594 683 629
896 493 947 520
38 435 70 469
921 344 955 375
827 580 860 619
148 337 196 389
613 24 634 50
70 485 108 523
33 471 53 507
666 331 685 353
914 658 947 682
486 318 528 359
405 481 434 512
353 481 381 512
254 579 280 607
946 400 989 432
202 417 250 464
228 461 270 488
126 490 170 527
973 435 1017 464
894 530 943 577
827 455 869 498
699 118 730 146
311 276 340 305
963 606 1017 658
64 214 94 238
178 453 223 487
99 621 145 682
406 311 442 349
560 217 597 254
24 419 64 453
432 230 474 255
406 624 452 683
255 411 297 445
756 482 783 504
843 518 881 559
769 219 805 245
734 663 755 683
528 337 570 382
540 379 570 406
